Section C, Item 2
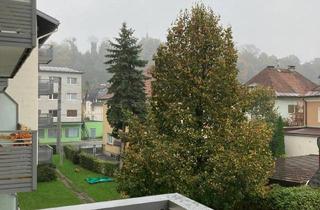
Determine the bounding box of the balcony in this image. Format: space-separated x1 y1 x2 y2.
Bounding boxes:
38 79 54 96
0 78 8 92
43 193 213 210
0 0 36 78
0 130 37 193
38 113 53 128
39 44 53 64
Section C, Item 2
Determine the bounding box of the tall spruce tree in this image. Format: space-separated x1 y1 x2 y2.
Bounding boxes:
271 116 285 157
105 23 147 137
118 4 274 209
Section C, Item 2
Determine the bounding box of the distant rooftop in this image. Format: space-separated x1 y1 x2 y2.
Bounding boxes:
39 66 83 74
271 154 319 186
246 66 318 97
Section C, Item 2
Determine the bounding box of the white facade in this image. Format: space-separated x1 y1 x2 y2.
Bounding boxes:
0 47 38 210
275 98 302 120
83 101 104 121
285 135 318 157
38 68 82 123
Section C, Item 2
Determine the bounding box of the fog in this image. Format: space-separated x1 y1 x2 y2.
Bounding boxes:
38 0 320 62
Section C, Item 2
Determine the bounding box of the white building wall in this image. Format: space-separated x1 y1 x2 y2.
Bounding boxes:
275 98 301 120
6 47 38 130
285 135 318 157
39 71 82 122
83 101 104 121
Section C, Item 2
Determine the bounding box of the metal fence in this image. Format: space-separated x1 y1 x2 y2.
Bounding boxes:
38 145 53 164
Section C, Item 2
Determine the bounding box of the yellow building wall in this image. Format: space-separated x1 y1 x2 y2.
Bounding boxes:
306 100 320 127
6 47 38 130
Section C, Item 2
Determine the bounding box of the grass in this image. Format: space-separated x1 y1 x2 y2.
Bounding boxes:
53 154 121 202
18 180 82 210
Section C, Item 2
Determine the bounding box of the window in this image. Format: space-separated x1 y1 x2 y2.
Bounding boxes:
66 93 77 100
288 105 298 114
49 110 58 117
49 93 58 99
67 77 77 84
48 128 58 138
318 107 320 123
65 127 79 138
38 129 45 138
49 76 59 83
67 110 77 117
107 134 114 144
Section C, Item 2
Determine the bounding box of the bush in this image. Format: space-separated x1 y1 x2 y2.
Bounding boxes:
265 186 320 210
238 186 320 210
79 152 118 176
37 163 57 182
64 145 80 164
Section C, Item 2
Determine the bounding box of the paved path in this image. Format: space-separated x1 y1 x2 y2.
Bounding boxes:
56 169 95 203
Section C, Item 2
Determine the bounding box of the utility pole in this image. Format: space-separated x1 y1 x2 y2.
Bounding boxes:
56 77 63 165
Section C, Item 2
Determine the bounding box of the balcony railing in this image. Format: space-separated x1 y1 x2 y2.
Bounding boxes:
0 130 37 193
0 0 36 48
39 79 54 96
38 113 53 128
42 193 213 210
39 45 53 64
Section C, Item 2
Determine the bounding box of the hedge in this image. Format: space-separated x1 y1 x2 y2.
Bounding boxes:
264 186 320 210
78 152 118 177
238 186 320 210
64 145 80 164
63 145 118 176
37 163 57 182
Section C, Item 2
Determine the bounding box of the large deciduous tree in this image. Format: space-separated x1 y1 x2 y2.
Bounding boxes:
117 4 274 209
105 23 147 137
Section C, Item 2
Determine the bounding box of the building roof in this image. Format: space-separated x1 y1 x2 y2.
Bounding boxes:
246 66 318 97
285 127 320 137
271 155 319 185
39 66 83 74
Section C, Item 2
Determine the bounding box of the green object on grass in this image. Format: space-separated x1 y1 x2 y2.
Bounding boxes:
86 177 113 184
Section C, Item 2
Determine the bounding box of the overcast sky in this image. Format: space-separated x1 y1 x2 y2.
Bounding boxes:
38 0 320 62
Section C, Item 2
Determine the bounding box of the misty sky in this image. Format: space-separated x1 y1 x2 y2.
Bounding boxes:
38 0 320 62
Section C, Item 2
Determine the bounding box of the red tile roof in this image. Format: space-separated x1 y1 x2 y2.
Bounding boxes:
246 67 318 97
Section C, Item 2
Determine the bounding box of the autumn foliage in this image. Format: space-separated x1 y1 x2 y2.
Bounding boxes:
117 4 274 209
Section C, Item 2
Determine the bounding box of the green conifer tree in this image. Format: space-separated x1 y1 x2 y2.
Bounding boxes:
105 23 147 137
271 116 285 157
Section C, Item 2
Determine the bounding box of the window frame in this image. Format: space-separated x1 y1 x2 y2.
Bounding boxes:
67 77 77 85
66 109 77 117
66 93 78 101
65 127 79 138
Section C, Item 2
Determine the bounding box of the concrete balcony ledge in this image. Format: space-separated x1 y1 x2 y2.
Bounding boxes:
41 193 213 210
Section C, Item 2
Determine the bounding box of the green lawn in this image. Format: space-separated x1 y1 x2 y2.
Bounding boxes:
18 181 82 210
53 155 121 202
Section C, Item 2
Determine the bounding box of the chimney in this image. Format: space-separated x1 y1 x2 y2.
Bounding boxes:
288 65 296 71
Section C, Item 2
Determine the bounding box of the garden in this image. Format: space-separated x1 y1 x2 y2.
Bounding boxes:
18 146 120 210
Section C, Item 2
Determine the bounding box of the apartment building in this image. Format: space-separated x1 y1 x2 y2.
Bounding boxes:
0 0 59 209
38 66 83 143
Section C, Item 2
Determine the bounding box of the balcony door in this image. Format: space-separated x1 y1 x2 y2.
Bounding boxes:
0 93 17 131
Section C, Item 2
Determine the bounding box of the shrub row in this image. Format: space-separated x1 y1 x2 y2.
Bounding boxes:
37 163 57 182
63 145 118 176
79 152 118 177
239 185 320 210
64 145 80 164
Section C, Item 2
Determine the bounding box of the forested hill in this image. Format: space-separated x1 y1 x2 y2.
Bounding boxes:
47 38 320 91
